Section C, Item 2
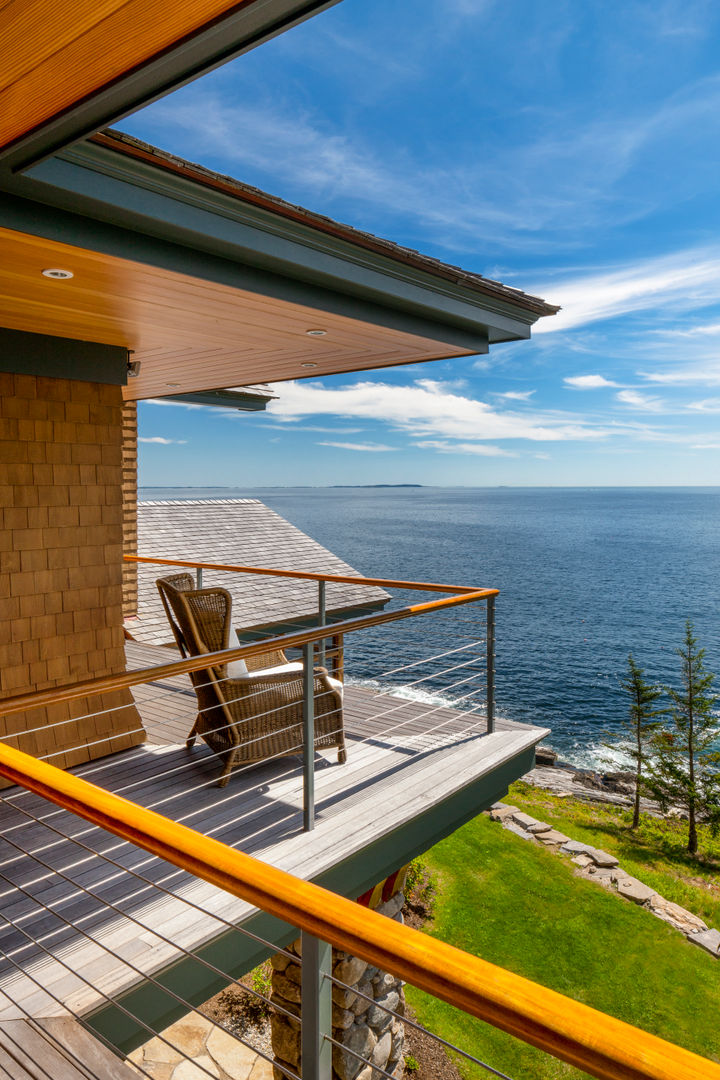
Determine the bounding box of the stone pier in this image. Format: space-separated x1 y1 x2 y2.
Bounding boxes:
270 869 409 1080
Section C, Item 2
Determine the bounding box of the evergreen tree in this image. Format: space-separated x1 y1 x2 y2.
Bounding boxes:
607 654 665 829
646 621 720 855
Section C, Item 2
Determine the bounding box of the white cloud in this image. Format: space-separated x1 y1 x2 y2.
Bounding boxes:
564 374 620 389
317 441 396 452
616 389 664 411
639 362 720 387
494 389 536 401
268 424 364 433
268 379 614 443
533 247 720 334
414 440 512 456
686 398 720 413
138 436 188 445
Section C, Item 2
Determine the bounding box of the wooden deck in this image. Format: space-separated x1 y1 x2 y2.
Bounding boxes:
0 643 546 1024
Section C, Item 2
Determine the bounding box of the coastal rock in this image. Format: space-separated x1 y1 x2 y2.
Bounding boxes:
647 895 708 935
561 840 617 867
587 866 615 883
687 928 720 957
535 745 558 766
586 848 618 869
615 875 656 904
572 854 593 868
562 840 590 855
502 821 537 841
511 811 540 830
538 829 570 845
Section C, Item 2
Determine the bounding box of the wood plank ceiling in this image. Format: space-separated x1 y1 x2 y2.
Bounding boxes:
0 0 257 152
0 227 473 398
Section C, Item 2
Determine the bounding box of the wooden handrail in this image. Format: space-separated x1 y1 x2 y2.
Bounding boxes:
0 589 495 718
0 740 715 1080
124 554 485 594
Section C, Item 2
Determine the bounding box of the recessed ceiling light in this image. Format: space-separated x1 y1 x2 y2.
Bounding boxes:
305 329 327 336
166 382 181 387
42 268 74 280
301 362 318 369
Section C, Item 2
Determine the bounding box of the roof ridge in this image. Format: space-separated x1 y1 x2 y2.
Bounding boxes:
140 498 261 506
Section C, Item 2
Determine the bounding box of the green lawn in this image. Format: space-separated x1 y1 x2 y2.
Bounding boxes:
405 811 720 1080
508 781 720 928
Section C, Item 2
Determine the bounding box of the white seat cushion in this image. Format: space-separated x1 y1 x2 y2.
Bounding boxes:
230 656 344 702
225 627 248 678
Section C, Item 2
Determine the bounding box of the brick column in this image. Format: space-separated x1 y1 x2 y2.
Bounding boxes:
0 373 144 771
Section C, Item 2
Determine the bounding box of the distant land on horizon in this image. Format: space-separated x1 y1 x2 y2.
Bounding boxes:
330 484 424 489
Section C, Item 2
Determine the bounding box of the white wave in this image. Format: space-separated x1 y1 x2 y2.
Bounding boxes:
346 677 482 712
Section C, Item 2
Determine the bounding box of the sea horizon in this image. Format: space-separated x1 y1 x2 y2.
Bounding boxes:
138 486 720 771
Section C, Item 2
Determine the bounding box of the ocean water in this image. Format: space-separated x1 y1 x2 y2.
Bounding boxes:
140 487 720 768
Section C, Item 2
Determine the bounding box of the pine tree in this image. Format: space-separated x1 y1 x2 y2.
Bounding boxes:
607 654 666 829
646 621 720 855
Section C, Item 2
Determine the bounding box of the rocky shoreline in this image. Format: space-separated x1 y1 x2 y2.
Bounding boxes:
525 747 659 813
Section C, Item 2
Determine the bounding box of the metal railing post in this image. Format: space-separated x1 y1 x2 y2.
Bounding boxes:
301 931 332 1080
318 580 326 667
195 567 203 589
302 642 315 832
486 596 495 734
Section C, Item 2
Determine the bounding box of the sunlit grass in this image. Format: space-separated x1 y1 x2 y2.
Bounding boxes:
405 811 720 1080
507 782 720 928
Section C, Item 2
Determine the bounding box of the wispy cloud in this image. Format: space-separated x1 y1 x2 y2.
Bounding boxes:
129 67 720 255
268 379 615 443
138 436 188 445
616 389 664 412
414 440 512 456
268 424 364 433
493 389 536 401
317 441 396 452
686 397 720 412
564 374 620 389
534 247 720 334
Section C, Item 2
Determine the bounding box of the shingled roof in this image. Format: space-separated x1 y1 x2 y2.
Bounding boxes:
129 499 390 646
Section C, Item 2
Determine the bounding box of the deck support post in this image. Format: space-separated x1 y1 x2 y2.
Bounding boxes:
302 643 315 832
195 567 203 589
300 931 332 1080
486 596 495 734
317 581 326 667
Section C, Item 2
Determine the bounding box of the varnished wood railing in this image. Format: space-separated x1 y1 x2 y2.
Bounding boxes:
124 553 484 594
0 586 495 718
0 738 715 1080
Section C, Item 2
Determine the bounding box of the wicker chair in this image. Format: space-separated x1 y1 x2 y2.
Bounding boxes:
156 573 346 786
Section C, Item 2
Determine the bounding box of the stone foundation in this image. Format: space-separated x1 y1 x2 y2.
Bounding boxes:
270 871 408 1080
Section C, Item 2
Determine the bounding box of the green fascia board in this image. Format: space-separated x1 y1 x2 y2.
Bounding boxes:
54 141 536 337
0 188 490 357
13 143 536 344
1 1 341 174
0 327 129 383
85 743 538 1054
163 389 274 411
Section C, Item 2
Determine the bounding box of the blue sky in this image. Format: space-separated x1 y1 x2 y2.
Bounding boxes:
126 0 720 486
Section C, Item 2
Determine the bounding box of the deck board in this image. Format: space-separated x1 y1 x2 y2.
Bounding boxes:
0 642 546 1021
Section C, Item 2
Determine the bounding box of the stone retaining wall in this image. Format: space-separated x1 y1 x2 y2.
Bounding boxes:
270 873 408 1080
490 802 720 958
